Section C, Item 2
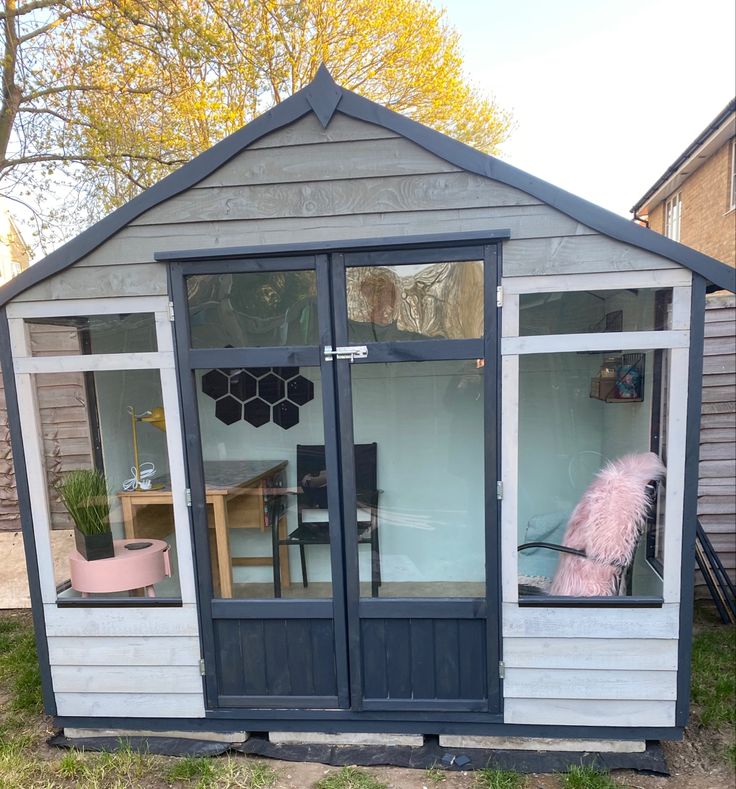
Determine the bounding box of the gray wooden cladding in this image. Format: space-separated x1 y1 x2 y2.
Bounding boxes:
360 618 486 703
697 294 735 597
214 618 337 700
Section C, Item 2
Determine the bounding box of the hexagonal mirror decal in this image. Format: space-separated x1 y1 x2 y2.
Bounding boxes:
273 400 299 430
230 370 257 402
273 366 299 381
243 397 270 428
202 369 229 400
246 367 270 379
259 372 285 404
214 395 242 425
287 375 314 406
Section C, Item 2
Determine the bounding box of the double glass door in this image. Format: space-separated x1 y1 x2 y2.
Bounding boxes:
172 243 500 714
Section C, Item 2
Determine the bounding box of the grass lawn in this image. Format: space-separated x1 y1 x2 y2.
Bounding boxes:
0 606 734 788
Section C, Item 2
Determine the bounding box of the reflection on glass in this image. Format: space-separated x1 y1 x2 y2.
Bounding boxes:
351 361 485 597
195 367 331 599
516 351 665 598
519 289 672 336
347 261 483 342
187 271 318 348
32 370 180 600
26 313 157 356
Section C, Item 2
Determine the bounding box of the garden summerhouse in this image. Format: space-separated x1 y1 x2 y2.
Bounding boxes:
1 67 734 749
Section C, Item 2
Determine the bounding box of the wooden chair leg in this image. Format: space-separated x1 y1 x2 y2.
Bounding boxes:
300 544 308 587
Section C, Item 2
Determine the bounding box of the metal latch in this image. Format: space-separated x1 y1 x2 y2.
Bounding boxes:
324 345 368 362
199 658 206 676
185 488 192 507
496 481 503 500
496 286 504 308
499 660 505 679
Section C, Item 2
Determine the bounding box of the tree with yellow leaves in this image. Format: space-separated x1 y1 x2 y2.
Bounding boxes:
1 0 511 251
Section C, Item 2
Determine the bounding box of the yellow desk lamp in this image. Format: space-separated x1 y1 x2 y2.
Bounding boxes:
128 406 166 490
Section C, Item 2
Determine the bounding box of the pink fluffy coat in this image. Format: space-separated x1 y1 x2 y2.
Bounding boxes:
549 452 666 597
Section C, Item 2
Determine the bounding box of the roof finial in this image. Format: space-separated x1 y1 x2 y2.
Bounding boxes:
305 64 342 128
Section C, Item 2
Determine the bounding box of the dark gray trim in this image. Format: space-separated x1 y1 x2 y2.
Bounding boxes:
358 599 486 618
188 347 320 368
342 244 486 266
180 255 317 273
168 265 220 708
157 230 511 262
0 309 57 716
676 274 707 727
350 339 483 364
484 242 503 715
2 67 733 304
56 598 183 608
304 64 342 128
218 694 339 710
518 596 664 608
210 599 334 619
52 714 683 741
361 699 488 712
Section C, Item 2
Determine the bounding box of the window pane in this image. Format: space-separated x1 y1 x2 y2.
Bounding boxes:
32 370 181 600
519 288 671 336
517 351 665 598
26 314 157 356
351 361 485 597
196 365 330 599
347 260 483 342
187 271 318 348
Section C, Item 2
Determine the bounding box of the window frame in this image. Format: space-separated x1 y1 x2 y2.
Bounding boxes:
730 138 736 212
500 268 692 608
664 192 682 241
6 296 194 608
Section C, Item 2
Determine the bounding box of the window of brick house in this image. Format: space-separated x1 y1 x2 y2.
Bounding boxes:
730 138 735 211
665 193 682 241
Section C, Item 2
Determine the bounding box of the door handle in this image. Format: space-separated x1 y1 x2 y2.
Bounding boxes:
323 345 368 362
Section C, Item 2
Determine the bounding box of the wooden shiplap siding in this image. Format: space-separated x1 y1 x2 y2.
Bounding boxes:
15 112 679 302
697 294 736 596
45 605 205 718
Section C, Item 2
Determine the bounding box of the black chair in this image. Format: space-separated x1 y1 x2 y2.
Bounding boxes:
272 443 381 597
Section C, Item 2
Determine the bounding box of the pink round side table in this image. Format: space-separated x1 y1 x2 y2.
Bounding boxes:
69 538 172 598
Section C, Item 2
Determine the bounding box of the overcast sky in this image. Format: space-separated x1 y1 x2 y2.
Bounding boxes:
434 0 735 216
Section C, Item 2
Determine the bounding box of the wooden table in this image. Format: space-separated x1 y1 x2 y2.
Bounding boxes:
119 460 288 598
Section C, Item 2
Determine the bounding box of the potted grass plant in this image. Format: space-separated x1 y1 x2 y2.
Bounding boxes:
56 469 114 561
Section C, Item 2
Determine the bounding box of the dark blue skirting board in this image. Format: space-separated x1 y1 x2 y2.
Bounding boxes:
48 733 668 775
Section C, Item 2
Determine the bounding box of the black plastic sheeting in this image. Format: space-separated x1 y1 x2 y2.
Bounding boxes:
50 732 669 775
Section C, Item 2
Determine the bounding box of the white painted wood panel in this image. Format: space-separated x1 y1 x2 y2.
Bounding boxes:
504 235 681 276
6 296 169 319
502 603 680 639
662 347 689 603
55 692 205 718
43 604 200 637
137 172 539 226
47 636 201 666
503 269 690 295
504 668 677 700
189 137 462 190
13 264 167 302
502 330 689 355
501 355 519 604
503 638 679 670
248 111 399 148
504 698 675 727
52 665 203 694
75 206 592 268
14 352 173 374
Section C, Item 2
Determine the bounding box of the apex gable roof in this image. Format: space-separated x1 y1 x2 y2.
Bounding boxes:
1 65 733 305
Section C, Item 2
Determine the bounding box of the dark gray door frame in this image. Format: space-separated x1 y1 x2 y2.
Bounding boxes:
167 239 503 715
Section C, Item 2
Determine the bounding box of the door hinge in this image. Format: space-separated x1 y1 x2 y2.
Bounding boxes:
324 345 368 362
185 488 192 507
496 481 503 500
499 661 505 679
199 658 206 676
168 301 175 321
496 286 503 308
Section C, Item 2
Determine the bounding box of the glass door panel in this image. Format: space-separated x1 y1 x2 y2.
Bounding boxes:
351 360 485 598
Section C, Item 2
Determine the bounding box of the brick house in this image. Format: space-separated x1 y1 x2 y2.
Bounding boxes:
631 98 735 265
632 100 736 597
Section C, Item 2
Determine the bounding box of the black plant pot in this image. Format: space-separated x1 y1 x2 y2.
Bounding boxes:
74 528 115 561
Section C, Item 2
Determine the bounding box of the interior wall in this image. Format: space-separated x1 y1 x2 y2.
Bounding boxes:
197 361 485 585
